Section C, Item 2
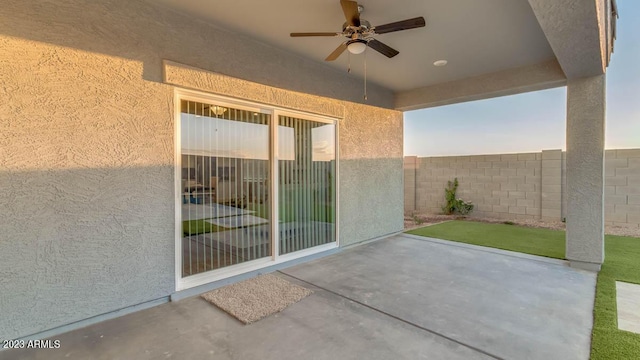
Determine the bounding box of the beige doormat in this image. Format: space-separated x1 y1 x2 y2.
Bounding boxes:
201 274 312 324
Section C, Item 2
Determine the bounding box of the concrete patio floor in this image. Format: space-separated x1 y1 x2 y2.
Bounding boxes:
3 234 597 360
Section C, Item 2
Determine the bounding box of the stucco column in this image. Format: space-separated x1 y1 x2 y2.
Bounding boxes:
565 74 606 271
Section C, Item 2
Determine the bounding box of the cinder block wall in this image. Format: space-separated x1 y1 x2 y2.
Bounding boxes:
604 149 640 227
405 148 640 228
404 156 418 212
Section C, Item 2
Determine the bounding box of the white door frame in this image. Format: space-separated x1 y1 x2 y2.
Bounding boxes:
174 88 339 291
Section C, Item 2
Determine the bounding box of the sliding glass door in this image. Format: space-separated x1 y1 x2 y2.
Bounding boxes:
180 99 271 277
278 115 336 254
177 93 337 284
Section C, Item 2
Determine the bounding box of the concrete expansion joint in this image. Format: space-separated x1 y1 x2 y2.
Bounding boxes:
277 270 506 360
401 234 569 267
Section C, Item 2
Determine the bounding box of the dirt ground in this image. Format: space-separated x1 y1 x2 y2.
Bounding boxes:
404 213 640 238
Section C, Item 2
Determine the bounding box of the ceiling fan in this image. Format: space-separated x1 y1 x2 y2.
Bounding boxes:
290 0 426 61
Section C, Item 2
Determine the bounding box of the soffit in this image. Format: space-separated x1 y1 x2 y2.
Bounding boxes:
154 0 556 93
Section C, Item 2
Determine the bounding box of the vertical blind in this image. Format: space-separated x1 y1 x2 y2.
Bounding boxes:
181 100 271 277
179 99 336 278
278 115 336 255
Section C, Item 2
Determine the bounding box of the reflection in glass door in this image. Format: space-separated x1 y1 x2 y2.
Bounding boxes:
180 100 271 277
278 115 336 254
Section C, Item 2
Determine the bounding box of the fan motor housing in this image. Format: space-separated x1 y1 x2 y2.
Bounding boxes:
342 20 372 37
289 0 426 61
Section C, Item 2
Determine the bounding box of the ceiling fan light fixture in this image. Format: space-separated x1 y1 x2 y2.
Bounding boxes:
433 60 448 67
209 105 227 116
347 40 367 54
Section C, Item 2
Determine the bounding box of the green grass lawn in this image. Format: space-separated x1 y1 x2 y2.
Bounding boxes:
182 219 221 236
407 220 640 359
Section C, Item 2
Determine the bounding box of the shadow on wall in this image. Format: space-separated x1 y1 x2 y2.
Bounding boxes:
0 166 175 341
0 156 406 340
338 158 405 246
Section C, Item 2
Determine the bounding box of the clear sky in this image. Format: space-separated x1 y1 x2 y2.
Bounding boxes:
404 0 640 156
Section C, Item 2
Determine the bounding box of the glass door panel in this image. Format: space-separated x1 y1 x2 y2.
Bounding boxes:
278 115 336 254
181 100 270 277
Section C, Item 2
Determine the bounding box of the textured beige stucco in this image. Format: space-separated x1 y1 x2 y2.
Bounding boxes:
527 0 608 78
395 60 566 111
164 61 344 119
0 0 394 109
338 102 404 244
566 75 606 267
0 0 401 340
0 34 177 341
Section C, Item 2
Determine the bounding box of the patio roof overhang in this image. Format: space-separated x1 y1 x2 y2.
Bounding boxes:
154 0 617 111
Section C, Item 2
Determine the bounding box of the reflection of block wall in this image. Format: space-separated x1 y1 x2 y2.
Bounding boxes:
405 148 640 228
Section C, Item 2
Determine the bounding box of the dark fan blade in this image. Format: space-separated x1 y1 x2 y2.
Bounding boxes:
340 0 361 27
290 32 340 37
325 43 347 61
374 17 426 34
367 39 399 58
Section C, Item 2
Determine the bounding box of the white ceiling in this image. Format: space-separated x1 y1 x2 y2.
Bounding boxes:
154 0 556 93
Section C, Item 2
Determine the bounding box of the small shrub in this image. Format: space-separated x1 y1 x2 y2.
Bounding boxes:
442 178 474 216
503 221 515 225
456 201 474 215
442 178 459 215
412 213 425 225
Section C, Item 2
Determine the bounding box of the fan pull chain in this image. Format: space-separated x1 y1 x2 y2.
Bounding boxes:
363 45 368 101
347 51 351 73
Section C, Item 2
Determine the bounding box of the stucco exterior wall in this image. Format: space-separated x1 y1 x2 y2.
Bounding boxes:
0 0 402 340
406 148 640 228
338 102 404 245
